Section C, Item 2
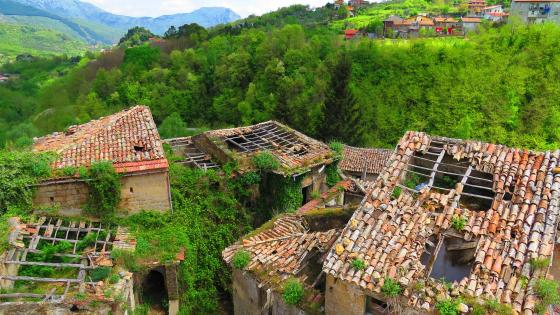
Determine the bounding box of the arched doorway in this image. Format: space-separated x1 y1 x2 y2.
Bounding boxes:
141 269 169 314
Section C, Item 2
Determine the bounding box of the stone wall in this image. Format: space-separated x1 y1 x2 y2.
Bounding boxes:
119 171 171 214
33 171 171 216
325 274 366 315
232 269 263 315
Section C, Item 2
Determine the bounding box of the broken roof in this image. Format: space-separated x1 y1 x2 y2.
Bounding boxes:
323 131 560 313
204 121 333 174
222 214 340 277
33 106 167 174
340 146 392 176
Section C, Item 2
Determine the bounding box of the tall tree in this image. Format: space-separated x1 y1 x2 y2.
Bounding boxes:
321 52 364 145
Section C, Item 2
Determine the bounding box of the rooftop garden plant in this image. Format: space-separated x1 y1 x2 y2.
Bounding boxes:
352 258 366 270
283 278 304 305
232 250 251 269
253 151 281 171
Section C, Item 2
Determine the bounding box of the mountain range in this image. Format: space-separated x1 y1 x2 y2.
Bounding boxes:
0 0 241 45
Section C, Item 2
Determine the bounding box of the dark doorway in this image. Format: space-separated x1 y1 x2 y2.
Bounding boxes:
302 185 312 205
142 269 169 314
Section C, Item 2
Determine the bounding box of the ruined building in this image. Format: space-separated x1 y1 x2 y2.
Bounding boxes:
225 131 560 315
166 121 336 207
32 106 172 215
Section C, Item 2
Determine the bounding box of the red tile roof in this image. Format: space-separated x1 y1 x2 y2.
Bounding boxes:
462 17 482 23
223 215 340 276
323 131 560 313
339 146 392 175
33 106 167 174
298 180 353 214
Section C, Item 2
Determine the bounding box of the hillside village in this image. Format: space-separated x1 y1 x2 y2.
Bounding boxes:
337 0 560 38
0 104 559 315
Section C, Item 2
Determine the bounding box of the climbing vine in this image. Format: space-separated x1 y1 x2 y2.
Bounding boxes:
0 150 55 214
84 161 121 218
275 176 303 213
326 162 342 187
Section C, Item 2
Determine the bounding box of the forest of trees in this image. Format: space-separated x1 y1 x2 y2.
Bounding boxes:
1 5 560 151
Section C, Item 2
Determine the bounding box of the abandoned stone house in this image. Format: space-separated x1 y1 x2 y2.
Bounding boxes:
340 146 392 182
224 131 560 315
32 105 172 215
166 120 336 206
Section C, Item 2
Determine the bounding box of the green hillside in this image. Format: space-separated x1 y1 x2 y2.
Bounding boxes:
0 22 88 63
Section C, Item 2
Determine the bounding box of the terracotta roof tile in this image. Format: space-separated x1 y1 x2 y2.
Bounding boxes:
223 215 340 276
33 106 167 174
323 131 560 313
340 146 392 175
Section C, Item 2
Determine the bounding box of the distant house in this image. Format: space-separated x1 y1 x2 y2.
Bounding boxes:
32 106 172 215
349 0 366 7
468 0 487 16
461 16 483 31
0 74 8 83
334 0 345 9
510 0 560 24
434 16 460 34
407 15 436 36
383 15 405 36
339 146 392 182
482 5 509 22
345 29 360 40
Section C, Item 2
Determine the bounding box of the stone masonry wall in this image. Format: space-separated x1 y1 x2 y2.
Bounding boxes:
325 274 366 315
33 171 171 216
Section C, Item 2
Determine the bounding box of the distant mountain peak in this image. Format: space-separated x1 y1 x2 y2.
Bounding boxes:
7 0 241 41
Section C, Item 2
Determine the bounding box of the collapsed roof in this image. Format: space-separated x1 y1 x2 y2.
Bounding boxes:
171 121 333 174
33 106 168 174
323 131 560 313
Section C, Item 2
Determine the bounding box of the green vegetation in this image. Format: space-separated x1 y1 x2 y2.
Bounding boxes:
232 250 251 269
0 150 55 213
274 176 303 213
381 278 402 297
326 163 342 187
535 278 560 314
282 278 305 305
118 27 155 47
352 258 366 270
530 258 550 271
329 141 344 157
404 173 424 190
89 267 112 282
392 187 402 199
84 161 121 218
451 216 467 231
253 151 281 171
435 298 460 315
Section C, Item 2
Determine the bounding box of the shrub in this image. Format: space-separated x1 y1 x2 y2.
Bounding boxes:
530 258 550 271
435 299 459 315
451 216 467 231
90 267 112 282
60 166 77 177
535 278 560 313
381 278 402 297
109 274 120 284
232 250 251 269
283 279 304 305
392 187 402 199
326 163 341 187
329 141 344 156
310 191 321 200
352 258 366 270
85 161 121 217
253 151 280 171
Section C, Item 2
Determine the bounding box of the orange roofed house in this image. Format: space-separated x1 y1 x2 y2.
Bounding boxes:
32 106 172 215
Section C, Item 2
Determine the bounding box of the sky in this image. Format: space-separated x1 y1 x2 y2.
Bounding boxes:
82 0 328 18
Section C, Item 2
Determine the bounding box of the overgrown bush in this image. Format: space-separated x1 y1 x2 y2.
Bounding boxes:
283 279 304 305
253 151 280 171
275 176 303 212
0 151 55 213
381 278 402 297
392 187 402 199
90 267 112 282
84 161 121 217
435 299 460 315
329 141 344 157
352 258 366 270
232 250 251 269
530 258 550 271
535 278 560 314
325 163 341 187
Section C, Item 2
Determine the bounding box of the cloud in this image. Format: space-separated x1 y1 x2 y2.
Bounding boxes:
82 0 328 18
